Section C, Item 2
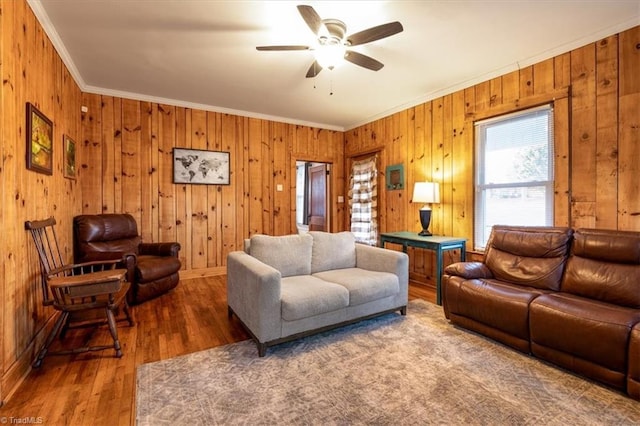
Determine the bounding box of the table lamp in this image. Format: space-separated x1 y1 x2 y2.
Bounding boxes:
412 182 440 236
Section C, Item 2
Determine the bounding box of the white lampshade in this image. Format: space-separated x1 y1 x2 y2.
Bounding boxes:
412 182 440 205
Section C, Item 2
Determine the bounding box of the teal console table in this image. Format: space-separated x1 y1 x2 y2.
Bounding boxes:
379 232 467 306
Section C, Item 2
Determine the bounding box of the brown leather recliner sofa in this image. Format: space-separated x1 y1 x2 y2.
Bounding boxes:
73 214 182 305
443 225 640 400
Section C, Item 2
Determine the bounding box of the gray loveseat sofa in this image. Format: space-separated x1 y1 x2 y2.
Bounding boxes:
227 231 409 356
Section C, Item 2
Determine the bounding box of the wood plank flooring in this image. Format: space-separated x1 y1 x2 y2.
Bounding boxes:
0 277 436 425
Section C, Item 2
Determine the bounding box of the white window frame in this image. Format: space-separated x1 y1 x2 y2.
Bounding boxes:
474 105 554 250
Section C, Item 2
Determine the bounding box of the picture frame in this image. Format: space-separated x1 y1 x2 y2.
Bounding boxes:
26 102 53 175
173 148 230 185
385 163 404 190
63 135 77 179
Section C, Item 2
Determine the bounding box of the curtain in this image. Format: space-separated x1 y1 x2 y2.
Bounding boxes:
348 156 378 245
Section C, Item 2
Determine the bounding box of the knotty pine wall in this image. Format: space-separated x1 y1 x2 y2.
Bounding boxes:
79 96 346 276
346 26 639 284
0 0 83 401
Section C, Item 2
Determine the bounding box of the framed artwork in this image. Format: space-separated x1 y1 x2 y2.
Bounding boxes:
26 102 53 175
63 135 77 179
385 163 404 190
173 148 230 185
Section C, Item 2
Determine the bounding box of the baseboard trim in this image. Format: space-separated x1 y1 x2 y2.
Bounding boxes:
179 266 226 281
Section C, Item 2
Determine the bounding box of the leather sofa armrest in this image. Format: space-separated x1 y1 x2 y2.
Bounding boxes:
121 253 137 285
226 251 282 343
139 242 181 257
444 262 494 279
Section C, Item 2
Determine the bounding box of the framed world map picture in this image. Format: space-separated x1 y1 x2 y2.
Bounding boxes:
173 148 230 185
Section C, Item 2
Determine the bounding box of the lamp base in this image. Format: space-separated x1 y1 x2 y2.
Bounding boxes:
418 208 433 237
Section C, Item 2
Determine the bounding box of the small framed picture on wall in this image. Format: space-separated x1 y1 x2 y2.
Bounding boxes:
63 135 77 179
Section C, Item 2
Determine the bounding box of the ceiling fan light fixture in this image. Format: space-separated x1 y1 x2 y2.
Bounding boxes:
315 43 346 70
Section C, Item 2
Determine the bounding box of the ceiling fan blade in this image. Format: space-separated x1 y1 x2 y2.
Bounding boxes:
344 51 384 71
256 45 310 51
305 60 323 78
347 21 403 46
297 5 323 35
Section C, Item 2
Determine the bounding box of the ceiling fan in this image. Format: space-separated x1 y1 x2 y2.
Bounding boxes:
256 5 403 78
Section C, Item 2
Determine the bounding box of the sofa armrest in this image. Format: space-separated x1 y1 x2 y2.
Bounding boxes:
139 242 180 257
444 262 493 280
355 244 409 301
226 251 282 343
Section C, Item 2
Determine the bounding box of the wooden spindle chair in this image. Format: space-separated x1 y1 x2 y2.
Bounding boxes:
25 217 134 368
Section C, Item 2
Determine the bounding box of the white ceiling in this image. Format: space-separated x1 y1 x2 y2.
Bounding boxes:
30 0 639 131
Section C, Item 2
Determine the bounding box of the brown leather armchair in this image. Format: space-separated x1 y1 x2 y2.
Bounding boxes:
73 213 181 305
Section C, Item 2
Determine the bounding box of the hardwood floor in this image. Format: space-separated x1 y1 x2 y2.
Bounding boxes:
0 277 436 425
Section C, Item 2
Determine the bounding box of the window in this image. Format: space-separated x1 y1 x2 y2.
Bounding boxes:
474 105 554 250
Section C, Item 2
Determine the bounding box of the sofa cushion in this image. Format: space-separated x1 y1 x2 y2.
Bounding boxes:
310 231 357 273
452 278 546 340
313 268 399 306
280 276 349 321
484 226 573 291
561 228 640 308
530 292 640 374
250 234 313 278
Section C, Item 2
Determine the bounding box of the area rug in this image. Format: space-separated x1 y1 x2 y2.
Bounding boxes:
136 299 640 425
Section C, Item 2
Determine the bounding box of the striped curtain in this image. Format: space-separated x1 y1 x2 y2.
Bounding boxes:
348 156 378 245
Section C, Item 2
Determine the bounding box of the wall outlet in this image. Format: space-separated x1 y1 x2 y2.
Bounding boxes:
337 195 344 203
276 184 283 192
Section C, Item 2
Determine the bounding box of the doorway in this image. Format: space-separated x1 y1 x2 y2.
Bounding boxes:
296 161 330 232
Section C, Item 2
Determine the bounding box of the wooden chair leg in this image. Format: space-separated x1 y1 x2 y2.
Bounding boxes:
33 312 68 368
122 301 134 327
105 308 123 358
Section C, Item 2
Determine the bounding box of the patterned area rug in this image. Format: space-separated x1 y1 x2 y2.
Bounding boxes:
136 299 640 425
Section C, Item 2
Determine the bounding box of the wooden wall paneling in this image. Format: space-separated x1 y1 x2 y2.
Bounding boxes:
594 35 619 230
334 131 346 232
441 95 454 237
271 122 288 235
247 118 263 236
534 58 555 95
121 99 142 226
174 107 189 269
143 102 156 243
101 96 116 213
261 120 273 235
554 53 572 89
207 112 221 267
489 76 502 108
452 90 473 242
189 109 208 269
1 0 15 392
618 26 640 231
221 113 239 263
519 65 534 98
475 80 491 111
502 70 520 103
239 117 250 249
463 88 476 248
431 98 444 236
159 104 176 243
112 98 123 213
553 96 571 227
570 43 597 228
81 94 104 213
410 104 425 235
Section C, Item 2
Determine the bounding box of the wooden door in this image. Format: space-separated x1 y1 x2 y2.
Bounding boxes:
308 164 327 231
